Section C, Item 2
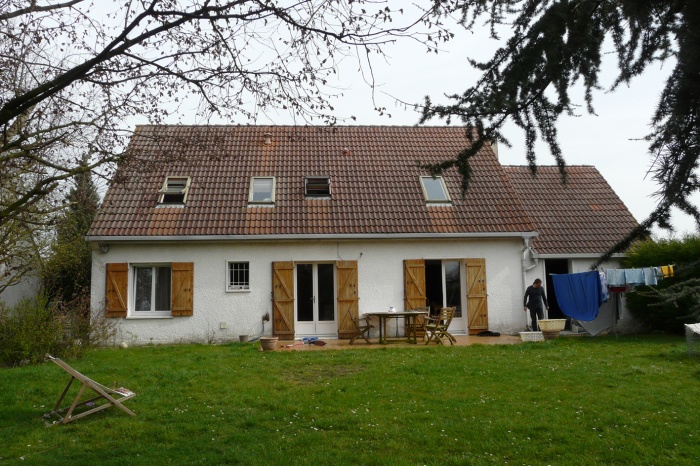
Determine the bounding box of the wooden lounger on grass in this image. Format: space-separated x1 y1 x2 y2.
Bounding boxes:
44 354 136 424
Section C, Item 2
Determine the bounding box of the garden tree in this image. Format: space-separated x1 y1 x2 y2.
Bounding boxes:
42 165 99 306
0 0 451 255
422 0 700 257
622 236 700 332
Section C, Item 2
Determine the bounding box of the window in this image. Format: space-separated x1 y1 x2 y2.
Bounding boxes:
426 259 462 318
249 177 275 204
158 176 190 205
133 265 172 315
227 262 250 291
420 176 451 203
305 176 331 197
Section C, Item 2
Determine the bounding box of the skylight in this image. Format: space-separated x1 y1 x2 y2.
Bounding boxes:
158 176 190 205
305 176 331 197
420 176 451 203
249 177 276 204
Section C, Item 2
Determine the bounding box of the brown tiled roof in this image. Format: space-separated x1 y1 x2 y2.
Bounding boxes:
89 125 536 238
503 165 639 255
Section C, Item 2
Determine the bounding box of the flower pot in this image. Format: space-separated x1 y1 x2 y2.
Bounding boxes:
259 336 278 351
239 335 249 343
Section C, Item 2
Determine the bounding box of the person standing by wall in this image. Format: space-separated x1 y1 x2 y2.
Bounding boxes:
524 278 549 331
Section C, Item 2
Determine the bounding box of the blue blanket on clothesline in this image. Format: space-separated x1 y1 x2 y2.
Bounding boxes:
551 271 603 321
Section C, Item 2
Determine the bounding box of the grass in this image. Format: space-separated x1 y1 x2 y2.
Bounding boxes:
1 335 699 465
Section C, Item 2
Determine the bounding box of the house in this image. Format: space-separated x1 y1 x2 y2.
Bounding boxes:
87 125 639 345
504 166 641 334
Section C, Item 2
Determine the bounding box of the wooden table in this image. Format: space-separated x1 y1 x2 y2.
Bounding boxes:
363 310 428 344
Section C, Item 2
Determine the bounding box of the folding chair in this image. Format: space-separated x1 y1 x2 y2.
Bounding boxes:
424 307 457 345
405 306 430 341
44 354 136 424
349 315 374 345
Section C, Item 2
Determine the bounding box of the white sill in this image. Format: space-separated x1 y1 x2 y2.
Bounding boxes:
226 289 251 293
126 315 174 319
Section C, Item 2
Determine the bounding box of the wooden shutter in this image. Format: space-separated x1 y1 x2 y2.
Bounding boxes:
105 263 128 318
337 261 359 339
272 261 295 340
404 259 426 310
171 262 194 316
466 258 489 334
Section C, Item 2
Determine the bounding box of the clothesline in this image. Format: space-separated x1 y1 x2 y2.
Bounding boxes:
604 265 674 289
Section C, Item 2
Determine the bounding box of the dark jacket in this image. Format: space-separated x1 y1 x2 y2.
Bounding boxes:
524 285 549 310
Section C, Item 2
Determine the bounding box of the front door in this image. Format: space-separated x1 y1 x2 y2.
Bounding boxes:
295 263 337 337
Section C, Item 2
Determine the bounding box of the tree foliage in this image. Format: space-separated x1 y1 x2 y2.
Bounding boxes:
422 0 700 253
42 166 99 305
622 236 700 332
0 0 451 277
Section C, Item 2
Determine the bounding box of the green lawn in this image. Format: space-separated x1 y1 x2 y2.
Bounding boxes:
1 336 698 465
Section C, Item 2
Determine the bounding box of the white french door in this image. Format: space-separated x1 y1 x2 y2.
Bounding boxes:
295 263 337 337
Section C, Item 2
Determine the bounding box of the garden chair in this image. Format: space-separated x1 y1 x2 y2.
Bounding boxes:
349 315 374 345
43 354 136 424
424 307 457 345
404 306 430 341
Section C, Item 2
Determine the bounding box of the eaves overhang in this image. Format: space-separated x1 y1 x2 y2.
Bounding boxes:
87 231 539 243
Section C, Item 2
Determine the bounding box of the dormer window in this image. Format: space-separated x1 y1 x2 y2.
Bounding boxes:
305 176 331 197
420 176 451 203
249 177 275 204
158 176 190 205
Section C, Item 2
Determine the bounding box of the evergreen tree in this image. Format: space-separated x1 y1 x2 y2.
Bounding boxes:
423 0 700 254
42 167 99 306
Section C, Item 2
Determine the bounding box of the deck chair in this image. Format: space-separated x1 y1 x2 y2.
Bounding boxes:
405 306 430 341
424 307 457 345
349 315 374 345
44 354 136 424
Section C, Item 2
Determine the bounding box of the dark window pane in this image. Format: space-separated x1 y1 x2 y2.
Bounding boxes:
296 264 313 322
445 260 462 317
155 266 171 311
317 264 335 321
135 267 152 312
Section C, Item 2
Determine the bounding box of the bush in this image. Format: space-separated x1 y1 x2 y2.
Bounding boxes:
0 296 64 367
0 294 118 367
623 236 700 333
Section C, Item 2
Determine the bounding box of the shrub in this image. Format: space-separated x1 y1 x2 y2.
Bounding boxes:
623 236 700 333
0 296 63 367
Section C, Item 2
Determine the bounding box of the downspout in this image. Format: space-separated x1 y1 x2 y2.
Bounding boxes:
522 236 539 328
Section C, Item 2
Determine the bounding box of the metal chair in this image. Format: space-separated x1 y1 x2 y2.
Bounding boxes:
424 307 457 345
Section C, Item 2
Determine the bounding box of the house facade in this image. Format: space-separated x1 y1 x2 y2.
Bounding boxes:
87 126 639 345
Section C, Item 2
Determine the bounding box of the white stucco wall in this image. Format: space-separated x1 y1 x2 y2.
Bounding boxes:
91 237 529 345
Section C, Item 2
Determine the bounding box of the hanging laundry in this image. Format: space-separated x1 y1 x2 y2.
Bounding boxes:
605 269 626 287
624 268 645 286
660 265 674 278
642 267 658 286
599 271 609 303
551 271 603 321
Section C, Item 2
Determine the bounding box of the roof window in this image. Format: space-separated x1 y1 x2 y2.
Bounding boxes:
158 176 190 205
249 177 276 204
420 176 451 203
305 176 331 197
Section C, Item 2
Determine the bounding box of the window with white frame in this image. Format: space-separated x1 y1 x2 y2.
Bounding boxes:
248 177 275 204
420 176 451 203
227 261 250 291
133 265 172 315
158 176 191 205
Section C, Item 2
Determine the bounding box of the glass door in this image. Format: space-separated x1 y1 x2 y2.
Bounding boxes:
295 263 337 337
